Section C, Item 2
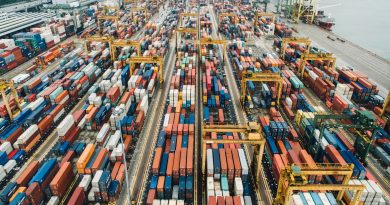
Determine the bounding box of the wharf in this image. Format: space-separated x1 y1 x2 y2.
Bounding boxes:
294 23 390 96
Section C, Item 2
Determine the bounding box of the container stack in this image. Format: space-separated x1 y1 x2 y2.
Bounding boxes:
337 67 379 103
290 192 338 205
145 44 196 205
344 180 386 205
0 46 108 186
201 46 231 110
275 22 293 38
0 39 25 72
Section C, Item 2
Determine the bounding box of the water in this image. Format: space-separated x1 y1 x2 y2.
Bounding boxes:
319 0 390 60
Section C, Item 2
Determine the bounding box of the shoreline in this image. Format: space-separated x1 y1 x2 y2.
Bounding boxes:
317 26 390 65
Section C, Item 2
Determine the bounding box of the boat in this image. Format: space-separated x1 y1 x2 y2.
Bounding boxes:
314 10 335 31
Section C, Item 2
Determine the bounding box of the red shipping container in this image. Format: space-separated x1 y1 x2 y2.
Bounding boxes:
50 162 75 199
67 187 86 205
26 182 44 205
16 161 40 186
60 150 75 167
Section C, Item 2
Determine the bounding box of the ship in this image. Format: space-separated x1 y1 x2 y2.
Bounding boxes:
314 10 335 31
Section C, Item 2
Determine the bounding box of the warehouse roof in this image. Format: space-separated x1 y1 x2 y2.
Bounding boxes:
0 12 55 38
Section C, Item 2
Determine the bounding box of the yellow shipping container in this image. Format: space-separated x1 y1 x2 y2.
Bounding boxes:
9 187 26 202
76 144 96 173
86 104 94 114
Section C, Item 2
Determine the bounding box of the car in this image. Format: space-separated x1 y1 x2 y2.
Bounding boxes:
327 35 336 41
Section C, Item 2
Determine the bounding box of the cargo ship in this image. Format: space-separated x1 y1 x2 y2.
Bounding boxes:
314 10 336 31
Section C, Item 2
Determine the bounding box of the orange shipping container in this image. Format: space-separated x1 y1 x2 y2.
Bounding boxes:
173 149 181 182
111 162 122 180
231 148 241 177
77 144 95 173
16 161 40 186
152 148 163 175
166 153 174 176
186 136 194 175
157 176 165 194
50 162 74 198
180 148 187 176
38 115 53 134
91 148 108 173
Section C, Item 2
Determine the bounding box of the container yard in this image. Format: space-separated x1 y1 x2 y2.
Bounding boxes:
0 0 389 205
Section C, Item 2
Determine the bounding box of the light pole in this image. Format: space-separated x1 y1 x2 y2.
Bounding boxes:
119 132 131 204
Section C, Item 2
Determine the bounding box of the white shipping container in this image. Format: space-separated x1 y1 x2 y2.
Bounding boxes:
78 116 86 129
29 97 45 111
172 185 179 199
243 196 252 205
97 123 110 143
4 160 16 173
222 190 229 196
78 175 92 191
238 149 249 175
303 192 315 205
168 200 176 205
92 170 103 188
0 165 5 177
163 114 170 128
361 180 376 199
140 95 149 114
106 130 121 151
176 200 184 205
0 142 13 154
18 125 39 144
47 196 60 205
57 115 75 137
88 187 97 201
291 194 304 205
153 200 161 205
234 177 244 196
161 200 168 205
215 190 222 197
368 180 383 199
0 168 5 182
207 149 214 176
207 177 214 191
318 193 331 205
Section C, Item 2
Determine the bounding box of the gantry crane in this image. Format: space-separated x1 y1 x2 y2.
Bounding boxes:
201 122 266 183
179 12 199 31
176 13 200 44
280 37 311 60
0 79 22 120
309 113 380 162
83 35 113 53
298 53 336 78
273 163 365 205
380 91 390 117
253 0 271 11
380 91 390 130
130 7 148 19
254 12 275 26
198 38 227 62
129 56 164 84
218 13 238 26
292 0 318 24
97 15 119 31
97 5 120 31
110 39 141 60
35 57 47 70
123 0 137 8
240 71 283 107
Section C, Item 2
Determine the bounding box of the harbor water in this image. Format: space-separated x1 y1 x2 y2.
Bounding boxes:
319 0 390 60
